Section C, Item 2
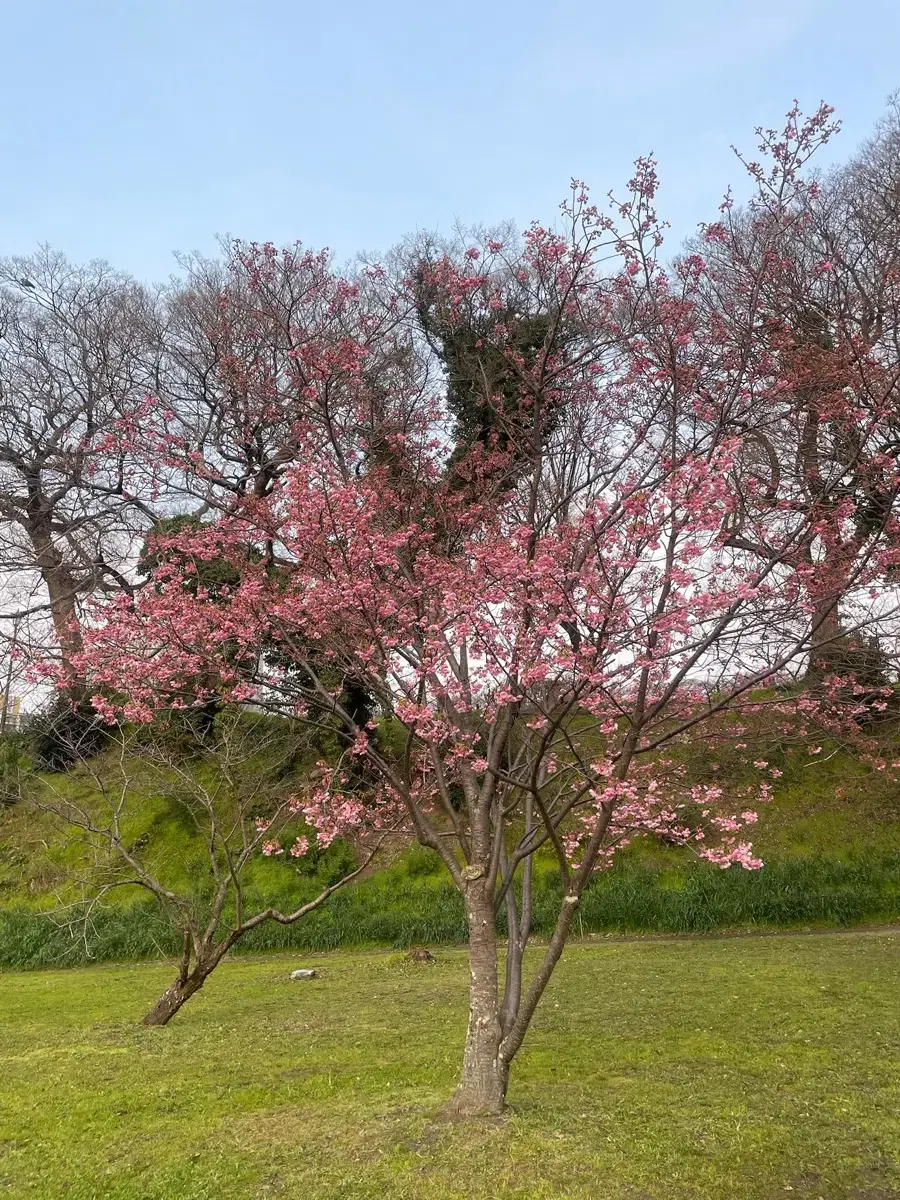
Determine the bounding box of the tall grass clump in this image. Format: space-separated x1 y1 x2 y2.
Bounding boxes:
3 849 899 969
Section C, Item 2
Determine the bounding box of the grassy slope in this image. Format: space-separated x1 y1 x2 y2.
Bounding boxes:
3 738 900 967
0 933 898 1199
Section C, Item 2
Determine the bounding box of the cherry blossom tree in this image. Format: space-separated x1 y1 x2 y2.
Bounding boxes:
69 112 900 1115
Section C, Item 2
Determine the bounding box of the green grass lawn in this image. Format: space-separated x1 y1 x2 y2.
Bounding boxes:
1 933 898 1199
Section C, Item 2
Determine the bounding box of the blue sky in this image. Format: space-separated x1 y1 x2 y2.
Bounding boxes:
1 0 897 282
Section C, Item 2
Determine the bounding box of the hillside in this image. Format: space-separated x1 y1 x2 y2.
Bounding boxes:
2 733 900 970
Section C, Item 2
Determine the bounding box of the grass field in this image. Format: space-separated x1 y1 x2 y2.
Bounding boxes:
1 932 898 1199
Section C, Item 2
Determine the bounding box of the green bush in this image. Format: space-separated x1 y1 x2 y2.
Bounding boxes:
403 844 444 877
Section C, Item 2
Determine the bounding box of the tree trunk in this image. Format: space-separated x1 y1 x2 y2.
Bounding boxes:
445 875 509 1117
28 516 86 698
806 600 845 683
142 964 212 1026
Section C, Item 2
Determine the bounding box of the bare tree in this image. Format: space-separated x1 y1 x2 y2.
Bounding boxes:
682 104 900 680
155 241 415 512
0 249 164 692
34 710 393 1025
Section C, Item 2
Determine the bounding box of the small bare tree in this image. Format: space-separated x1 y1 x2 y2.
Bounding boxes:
34 710 392 1025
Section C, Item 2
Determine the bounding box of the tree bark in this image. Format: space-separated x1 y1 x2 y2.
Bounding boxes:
141 963 212 1026
805 600 845 683
445 875 509 1117
27 514 86 697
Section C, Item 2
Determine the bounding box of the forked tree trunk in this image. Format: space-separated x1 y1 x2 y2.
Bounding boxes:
142 962 214 1026
444 801 609 1117
139 852 377 1029
445 875 509 1117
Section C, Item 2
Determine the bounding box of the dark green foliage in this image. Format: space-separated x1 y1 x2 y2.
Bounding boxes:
439 310 554 475
829 633 897 721
336 674 378 788
131 705 221 756
339 675 375 739
412 263 560 490
137 513 244 595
